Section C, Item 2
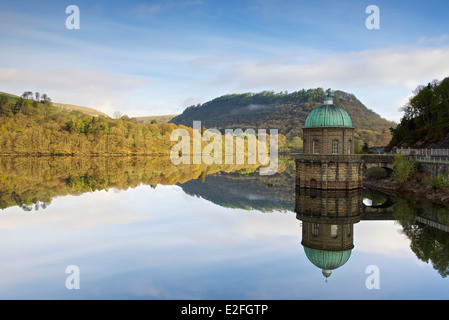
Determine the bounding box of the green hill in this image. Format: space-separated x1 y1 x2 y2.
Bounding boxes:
170 88 397 151
133 114 179 124
0 91 109 118
51 102 109 118
0 91 20 103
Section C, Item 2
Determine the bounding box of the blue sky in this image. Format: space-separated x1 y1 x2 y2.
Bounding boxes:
1 0 449 122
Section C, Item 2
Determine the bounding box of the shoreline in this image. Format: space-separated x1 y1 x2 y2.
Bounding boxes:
363 178 449 207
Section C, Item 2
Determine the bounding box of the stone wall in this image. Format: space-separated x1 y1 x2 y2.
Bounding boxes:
296 155 364 190
418 161 449 177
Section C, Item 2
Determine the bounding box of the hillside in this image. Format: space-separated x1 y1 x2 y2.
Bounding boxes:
170 88 397 151
0 91 109 118
0 91 185 155
134 114 178 124
51 102 109 118
0 91 20 102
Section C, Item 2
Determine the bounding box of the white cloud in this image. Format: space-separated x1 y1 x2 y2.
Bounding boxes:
354 221 412 259
0 67 150 91
213 46 449 91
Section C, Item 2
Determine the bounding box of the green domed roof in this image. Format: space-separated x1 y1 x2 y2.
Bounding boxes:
304 98 353 128
304 247 352 277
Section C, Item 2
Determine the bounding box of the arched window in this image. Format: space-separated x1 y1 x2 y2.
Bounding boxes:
348 140 352 154
313 140 320 154
332 140 339 154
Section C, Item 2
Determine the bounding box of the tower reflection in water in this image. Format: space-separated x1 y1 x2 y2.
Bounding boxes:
295 187 363 280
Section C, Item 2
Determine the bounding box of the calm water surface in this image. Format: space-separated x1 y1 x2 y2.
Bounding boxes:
0 156 448 300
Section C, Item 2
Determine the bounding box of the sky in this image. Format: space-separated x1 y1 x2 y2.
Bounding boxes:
1 0 449 122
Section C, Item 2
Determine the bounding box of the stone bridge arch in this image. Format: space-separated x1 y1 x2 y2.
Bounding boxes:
361 189 396 217
361 155 395 176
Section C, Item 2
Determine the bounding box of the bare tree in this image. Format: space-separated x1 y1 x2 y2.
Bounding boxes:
113 111 123 119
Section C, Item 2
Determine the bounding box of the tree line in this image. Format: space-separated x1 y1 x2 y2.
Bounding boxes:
390 77 449 147
21 91 52 103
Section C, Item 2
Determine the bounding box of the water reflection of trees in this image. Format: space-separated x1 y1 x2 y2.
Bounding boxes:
0 156 261 211
394 198 449 278
3 156 449 279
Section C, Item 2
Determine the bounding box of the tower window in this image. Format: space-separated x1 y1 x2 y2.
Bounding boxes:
313 140 320 154
312 223 319 236
332 140 339 154
331 225 338 238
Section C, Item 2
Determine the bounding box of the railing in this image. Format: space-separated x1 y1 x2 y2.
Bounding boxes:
399 148 449 156
415 156 449 164
398 148 449 163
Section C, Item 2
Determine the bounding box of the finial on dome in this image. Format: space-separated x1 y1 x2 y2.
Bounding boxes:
324 95 333 105
322 269 332 278
324 89 334 105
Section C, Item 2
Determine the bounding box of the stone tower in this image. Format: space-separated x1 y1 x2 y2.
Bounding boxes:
296 93 364 190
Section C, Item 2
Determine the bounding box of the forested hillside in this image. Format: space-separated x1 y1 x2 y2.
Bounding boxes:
0 92 185 155
0 91 283 155
170 88 396 152
389 77 449 149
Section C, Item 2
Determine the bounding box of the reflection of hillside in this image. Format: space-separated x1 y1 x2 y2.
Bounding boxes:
0 156 260 210
178 170 296 213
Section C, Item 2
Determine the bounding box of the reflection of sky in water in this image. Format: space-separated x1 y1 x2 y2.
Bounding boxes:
0 185 447 300
363 198 373 206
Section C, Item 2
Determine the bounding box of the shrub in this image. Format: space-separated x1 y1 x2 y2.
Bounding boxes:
392 154 417 183
430 173 449 190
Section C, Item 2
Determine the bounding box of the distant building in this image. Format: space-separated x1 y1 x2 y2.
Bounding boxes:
296 94 364 190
